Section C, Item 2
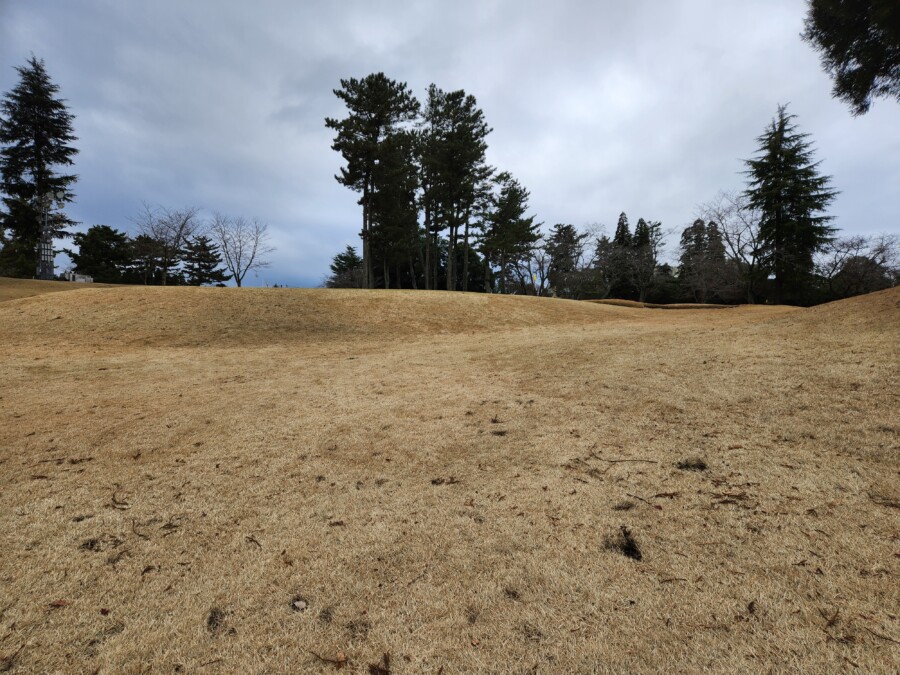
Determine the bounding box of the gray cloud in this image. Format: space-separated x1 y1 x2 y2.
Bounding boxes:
1 0 897 285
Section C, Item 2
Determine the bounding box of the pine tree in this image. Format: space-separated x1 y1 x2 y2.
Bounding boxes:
368 129 420 288
183 235 231 286
679 219 729 303
631 218 662 302
481 173 539 294
0 56 78 277
802 0 900 115
66 225 132 283
546 223 587 298
325 73 419 289
744 105 837 303
608 212 635 299
419 85 492 291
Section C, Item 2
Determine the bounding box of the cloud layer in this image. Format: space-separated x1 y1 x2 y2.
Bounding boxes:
1 0 897 285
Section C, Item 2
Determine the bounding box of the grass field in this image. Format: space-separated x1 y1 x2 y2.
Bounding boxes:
1 281 898 673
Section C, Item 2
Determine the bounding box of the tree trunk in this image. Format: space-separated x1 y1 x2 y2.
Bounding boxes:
462 209 471 292
423 204 431 290
408 255 418 290
484 255 491 293
383 258 390 289
446 224 455 291
362 182 372 289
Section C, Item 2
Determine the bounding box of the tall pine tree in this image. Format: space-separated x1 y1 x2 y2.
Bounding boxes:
608 212 635 299
481 173 539 294
0 56 78 277
419 85 492 291
325 73 419 289
744 105 837 304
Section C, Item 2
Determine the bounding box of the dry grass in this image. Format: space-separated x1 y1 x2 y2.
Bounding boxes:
0 281 898 673
0 277 115 303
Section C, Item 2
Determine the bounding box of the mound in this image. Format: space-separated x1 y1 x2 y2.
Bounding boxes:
0 276 112 303
0 286 631 348
774 286 900 334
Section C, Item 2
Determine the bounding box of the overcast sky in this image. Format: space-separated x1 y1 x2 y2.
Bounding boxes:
1 0 898 286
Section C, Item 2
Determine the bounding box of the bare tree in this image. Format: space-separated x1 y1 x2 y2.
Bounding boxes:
209 213 274 287
698 191 763 303
511 239 551 295
134 203 201 285
816 233 899 299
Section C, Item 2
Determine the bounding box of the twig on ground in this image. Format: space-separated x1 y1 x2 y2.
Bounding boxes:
590 453 658 464
626 492 653 506
308 650 347 669
131 519 150 540
863 626 900 645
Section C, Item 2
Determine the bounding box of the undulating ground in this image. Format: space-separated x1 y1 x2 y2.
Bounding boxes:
0 282 898 673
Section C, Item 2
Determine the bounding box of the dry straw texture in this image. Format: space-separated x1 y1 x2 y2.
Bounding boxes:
0 282 898 673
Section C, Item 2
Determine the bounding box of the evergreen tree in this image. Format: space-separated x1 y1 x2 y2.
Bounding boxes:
608 212 635 298
126 234 164 285
183 235 231 286
419 85 492 291
546 223 588 298
744 105 837 303
0 56 78 277
66 225 132 283
678 219 729 303
631 218 662 302
802 0 900 115
591 235 616 299
325 73 419 289
481 173 539 293
369 129 421 288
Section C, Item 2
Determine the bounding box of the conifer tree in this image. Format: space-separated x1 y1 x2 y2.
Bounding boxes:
481 173 539 293
608 212 634 298
0 56 78 277
546 223 587 298
183 235 231 286
325 73 419 289
419 85 492 291
66 225 131 283
743 105 837 303
802 0 900 115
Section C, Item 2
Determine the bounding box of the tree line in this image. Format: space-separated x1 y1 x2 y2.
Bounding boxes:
65 207 272 286
325 77 897 305
0 57 273 286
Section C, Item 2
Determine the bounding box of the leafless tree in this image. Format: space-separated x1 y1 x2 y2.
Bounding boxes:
209 213 274 287
134 203 201 285
511 240 551 295
816 233 899 298
697 191 763 303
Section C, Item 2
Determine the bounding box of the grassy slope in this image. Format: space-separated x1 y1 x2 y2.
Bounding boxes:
0 277 120 303
0 283 897 673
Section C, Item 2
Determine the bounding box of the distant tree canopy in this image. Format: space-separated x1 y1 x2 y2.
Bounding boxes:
803 0 900 115
325 245 363 288
323 75 894 306
65 225 131 284
66 220 233 287
0 56 78 277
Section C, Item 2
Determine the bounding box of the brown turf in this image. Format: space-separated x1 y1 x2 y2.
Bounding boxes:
1 282 897 673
